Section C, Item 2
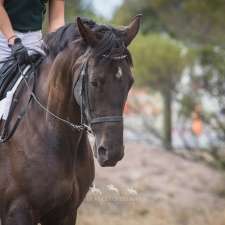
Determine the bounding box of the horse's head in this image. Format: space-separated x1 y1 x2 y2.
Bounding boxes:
74 16 141 167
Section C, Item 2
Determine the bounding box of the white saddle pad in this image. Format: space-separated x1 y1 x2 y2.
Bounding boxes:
0 65 31 120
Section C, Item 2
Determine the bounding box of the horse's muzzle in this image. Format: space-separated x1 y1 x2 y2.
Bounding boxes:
95 143 124 167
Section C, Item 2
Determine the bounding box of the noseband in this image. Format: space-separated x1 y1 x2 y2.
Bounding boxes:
74 55 125 130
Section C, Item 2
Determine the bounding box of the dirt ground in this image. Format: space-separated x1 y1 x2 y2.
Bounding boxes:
77 142 225 225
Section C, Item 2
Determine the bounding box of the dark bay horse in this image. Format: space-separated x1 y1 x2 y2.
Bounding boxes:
0 15 141 225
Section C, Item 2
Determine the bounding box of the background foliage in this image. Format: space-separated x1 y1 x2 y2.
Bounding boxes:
113 0 225 151
63 0 225 151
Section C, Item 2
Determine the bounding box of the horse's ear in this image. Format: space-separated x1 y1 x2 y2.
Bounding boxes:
76 17 98 47
122 14 142 46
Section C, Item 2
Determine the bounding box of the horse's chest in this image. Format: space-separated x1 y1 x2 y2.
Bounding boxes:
25 171 77 212
10 150 77 208
35 178 75 208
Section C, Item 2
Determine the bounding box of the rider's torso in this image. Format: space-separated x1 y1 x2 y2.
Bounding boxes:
4 0 48 32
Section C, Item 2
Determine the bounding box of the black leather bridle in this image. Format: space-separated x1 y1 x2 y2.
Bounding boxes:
74 56 124 131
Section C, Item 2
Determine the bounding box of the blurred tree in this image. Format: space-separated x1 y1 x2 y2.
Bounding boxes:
151 0 225 46
65 0 82 20
115 0 225 150
113 0 166 33
130 34 190 149
114 0 225 45
152 0 225 148
194 46 225 145
65 0 94 22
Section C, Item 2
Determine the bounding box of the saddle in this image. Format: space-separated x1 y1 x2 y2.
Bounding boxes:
0 54 44 143
0 54 42 100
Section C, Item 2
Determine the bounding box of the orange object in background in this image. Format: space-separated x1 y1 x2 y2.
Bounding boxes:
124 102 129 114
192 113 203 136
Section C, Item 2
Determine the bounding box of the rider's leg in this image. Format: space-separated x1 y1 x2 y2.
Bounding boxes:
0 30 44 70
16 30 44 55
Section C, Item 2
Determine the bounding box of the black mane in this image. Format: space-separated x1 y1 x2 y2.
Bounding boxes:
42 23 77 57
43 18 96 58
43 18 132 65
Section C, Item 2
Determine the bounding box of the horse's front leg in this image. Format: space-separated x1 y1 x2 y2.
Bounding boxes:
61 211 77 225
40 197 78 225
2 196 36 225
41 210 77 225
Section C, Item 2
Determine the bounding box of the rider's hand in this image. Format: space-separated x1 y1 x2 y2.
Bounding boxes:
9 38 29 65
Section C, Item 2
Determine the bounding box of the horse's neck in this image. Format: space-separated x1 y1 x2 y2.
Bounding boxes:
35 51 81 137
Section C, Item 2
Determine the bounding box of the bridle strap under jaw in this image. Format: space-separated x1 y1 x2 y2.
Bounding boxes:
91 116 123 124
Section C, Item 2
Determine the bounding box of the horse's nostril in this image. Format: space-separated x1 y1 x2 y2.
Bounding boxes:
98 146 107 157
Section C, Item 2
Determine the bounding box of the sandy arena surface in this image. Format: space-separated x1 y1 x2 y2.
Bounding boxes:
77 142 225 225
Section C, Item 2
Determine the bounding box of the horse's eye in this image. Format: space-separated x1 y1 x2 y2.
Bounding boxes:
91 81 98 87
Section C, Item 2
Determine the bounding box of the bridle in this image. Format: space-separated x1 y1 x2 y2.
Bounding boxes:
73 53 126 130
